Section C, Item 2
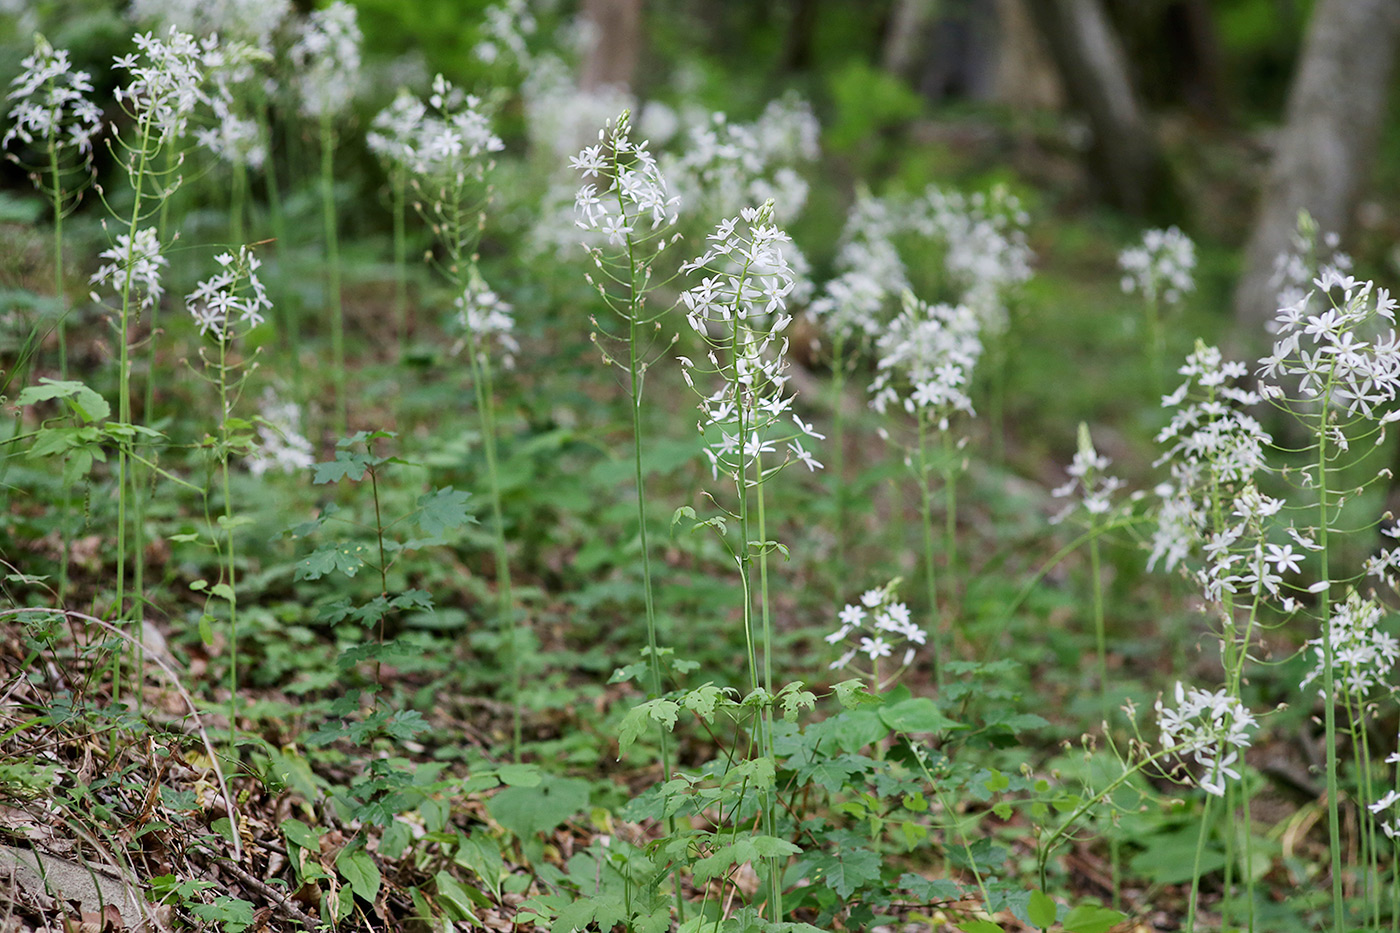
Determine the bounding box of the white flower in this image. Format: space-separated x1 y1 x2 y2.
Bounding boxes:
3 36 102 157
1156 682 1256 797
868 292 981 424
113 26 217 145
289 1 361 119
91 227 168 312
1300 592 1398 702
456 276 518 365
827 582 922 684
184 246 272 340
1119 226 1196 306
247 388 314 476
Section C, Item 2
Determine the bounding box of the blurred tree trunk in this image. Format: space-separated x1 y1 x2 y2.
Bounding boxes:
780 0 821 73
1026 0 1177 218
992 0 1061 110
579 0 643 91
883 0 938 81
1232 0 1400 340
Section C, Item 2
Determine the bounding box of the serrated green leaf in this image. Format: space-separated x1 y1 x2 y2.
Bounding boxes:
413 486 475 537
487 776 590 840
804 846 881 898
680 684 726 720
18 378 110 422
833 679 880 709
618 698 680 754
296 542 370 581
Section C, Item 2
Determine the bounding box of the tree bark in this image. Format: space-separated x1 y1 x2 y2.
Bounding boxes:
1026 0 1177 219
1232 0 1400 341
579 0 643 91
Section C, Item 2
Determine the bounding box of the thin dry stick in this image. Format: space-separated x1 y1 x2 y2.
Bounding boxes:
1 607 242 862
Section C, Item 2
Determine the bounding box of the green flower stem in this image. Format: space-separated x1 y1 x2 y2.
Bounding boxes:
319 113 347 435
391 165 408 355
48 137 67 378
464 331 518 758
942 429 958 610
916 413 941 688
830 333 848 572
1185 792 1213 933
257 98 299 392
1089 523 1108 724
1315 395 1343 933
217 335 239 759
754 453 781 922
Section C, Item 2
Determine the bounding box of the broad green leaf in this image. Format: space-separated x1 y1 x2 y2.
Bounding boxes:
832 679 880 709
1063 905 1126 933
487 776 590 840
958 921 1003 933
794 754 872 793
281 818 321 851
1027 890 1057 928
879 696 963 735
803 846 880 898
496 763 542 787
18 378 110 422
433 871 481 923
336 847 380 903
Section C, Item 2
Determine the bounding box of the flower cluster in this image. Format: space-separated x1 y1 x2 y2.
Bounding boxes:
1050 424 1128 525
1157 682 1257 797
1300 591 1399 701
909 185 1033 334
408 75 504 184
807 192 908 343
868 293 982 428
289 0 361 119
197 76 265 168
248 389 315 477
1119 226 1196 307
474 0 537 69
677 202 823 482
826 581 926 681
368 89 427 171
1149 343 1272 572
1270 214 1352 317
113 27 217 145
571 111 680 250
184 246 272 341
456 276 518 367
90 227 168 312
3 36 102 158
523 54 633 162
666 94 819 226
128 0 290 51
1258 268 1400 426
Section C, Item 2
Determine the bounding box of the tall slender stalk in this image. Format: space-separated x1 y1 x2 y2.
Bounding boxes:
319 112 347 435
916 414 941 688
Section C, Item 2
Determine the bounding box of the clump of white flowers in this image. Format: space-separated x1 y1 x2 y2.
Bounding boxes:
572 111 680 251
1050 423 1128 525
666 94 819 226
184 246 272 341
523 54 633 162
368 88 427 173
678 201 823 482
1149 342 1273 574
128 0 290 51
408 75 504 184
1270 212 1352 318
1300 591 1399 701
807 191 909 344
474 0 537 69
3 35 102 159
90 227 168 313
248 389 314 477
869 292 981 427
455 276 518 368
1119 226 1196 307
289 0 361 119
113 26 218 146
1156 682 1257 797
826 581 925 689
909 184 1033 335
1258 267 1400 428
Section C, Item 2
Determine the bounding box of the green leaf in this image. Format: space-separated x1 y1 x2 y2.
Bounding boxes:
879 697 963 735
296 542 371 581
833 679 880 709
18 378 110 422
804 846 881 898
413 487 475 537
794 754 873 793
680 684 728 721
1062 905 1125 933
487 776 590 840
336 847 381 903
495 763 542 787
958 921 1003 933
671 505 696 529
313 451 373 484
617 698 680 754
433 870 481 923
1028 890 1057 929
281 818 321 851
